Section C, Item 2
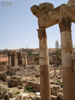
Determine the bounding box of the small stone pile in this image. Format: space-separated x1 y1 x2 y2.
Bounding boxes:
8 76 24 87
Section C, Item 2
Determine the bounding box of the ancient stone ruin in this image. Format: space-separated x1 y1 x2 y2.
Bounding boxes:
31 1 75 100
8 51 27 67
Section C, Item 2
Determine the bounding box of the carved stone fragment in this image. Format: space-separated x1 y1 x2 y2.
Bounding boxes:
59 16 71 32
31 3 54 17
68 0 75 6
37 28 47 39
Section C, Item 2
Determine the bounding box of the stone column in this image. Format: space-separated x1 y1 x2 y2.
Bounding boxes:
59 16 75 100
15 54 18 67
8 56 11 67
25 55 27 67
22 57 24 66
37 28 51 100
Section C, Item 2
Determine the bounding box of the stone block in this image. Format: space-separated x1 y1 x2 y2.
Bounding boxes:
51 85 60 95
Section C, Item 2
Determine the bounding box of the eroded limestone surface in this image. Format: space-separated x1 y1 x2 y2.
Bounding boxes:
31 3 75 28
68 0 75 6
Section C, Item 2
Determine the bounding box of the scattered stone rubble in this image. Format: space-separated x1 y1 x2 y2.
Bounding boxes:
0 66 63 100
25 81 40 92
0 61 63 100
0 72 7 81
0 86 7 99
6 67 20 76
8 76 24 87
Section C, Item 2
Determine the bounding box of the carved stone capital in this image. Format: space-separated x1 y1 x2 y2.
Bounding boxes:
37 28 47 39
59 16 71 32
31 3 54 17
68 0 75 6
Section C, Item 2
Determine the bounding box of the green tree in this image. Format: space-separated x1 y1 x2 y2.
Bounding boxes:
55 40 61 61
56 49 61 60
55 40 59 49
28 51 32 56
35 56 39 61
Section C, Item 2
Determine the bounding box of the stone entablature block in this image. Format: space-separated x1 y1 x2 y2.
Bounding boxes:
31 3 75 28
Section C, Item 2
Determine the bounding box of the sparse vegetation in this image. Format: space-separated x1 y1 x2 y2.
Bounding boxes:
35 56 39 61
60 82 63 88
57 80 60 83
26 86 34 92
55 40 59 49
24 89 27 91
7 89 10 92
15 91 20 95
28 51 32 56
55 40 61 62
56 49 61 61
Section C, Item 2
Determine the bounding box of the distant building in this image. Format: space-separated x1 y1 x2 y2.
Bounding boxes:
0 56 8 71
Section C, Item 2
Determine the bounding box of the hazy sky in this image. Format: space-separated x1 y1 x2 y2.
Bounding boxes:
0 0 75 50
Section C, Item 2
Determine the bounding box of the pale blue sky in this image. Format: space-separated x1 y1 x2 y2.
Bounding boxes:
0 0 75 50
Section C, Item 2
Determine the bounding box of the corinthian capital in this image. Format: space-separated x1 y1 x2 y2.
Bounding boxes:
37 28 47 39
59 16 71 32
68 0 75 6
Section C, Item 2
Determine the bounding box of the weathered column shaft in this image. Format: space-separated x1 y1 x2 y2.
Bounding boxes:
59 16 73 68
37 28 50 100
8 56 11 67
59 16 75 100
25 55 27 67
22 57 24 66
15 54 18 67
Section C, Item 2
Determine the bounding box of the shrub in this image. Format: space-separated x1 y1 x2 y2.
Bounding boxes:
7 89 10 92
24 89 27 91
57 80 60 83
60 83 63 88
35 56 39 61
15 91 20 95
26 86 34 92
28 51 32 56
56 49 61 61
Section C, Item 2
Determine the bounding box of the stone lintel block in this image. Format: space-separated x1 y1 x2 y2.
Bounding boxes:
31 3 75 28
31 3 54 17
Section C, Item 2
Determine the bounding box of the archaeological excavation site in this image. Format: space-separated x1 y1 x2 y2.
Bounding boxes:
0 0 75 100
